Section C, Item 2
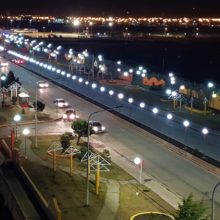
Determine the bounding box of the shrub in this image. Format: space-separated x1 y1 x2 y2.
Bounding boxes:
60 133 71 152
102 149 111 162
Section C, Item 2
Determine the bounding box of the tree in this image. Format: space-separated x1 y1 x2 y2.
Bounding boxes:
175 194 209 220
3 71 22 88
60 133 71 152
71 120 89 145
6 70 16 87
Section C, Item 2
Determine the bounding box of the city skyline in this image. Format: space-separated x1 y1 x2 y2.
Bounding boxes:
1 0 220 17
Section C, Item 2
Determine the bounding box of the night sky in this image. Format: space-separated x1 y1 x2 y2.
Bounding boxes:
1 0 220 17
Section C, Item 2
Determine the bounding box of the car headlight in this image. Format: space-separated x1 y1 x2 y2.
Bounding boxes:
65 102 68 106
93 126 98 132
58 103 63 107
45 83 49 87
101 126 106 131
69 114 75 119
63 114 67 119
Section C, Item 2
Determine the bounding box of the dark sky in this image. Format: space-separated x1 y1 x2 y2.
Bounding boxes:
1 0 220 17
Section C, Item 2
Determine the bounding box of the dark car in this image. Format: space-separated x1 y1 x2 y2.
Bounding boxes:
63 109 76 121
90 121 106 133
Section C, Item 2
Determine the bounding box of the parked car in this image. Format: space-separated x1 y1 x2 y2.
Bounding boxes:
12 59 25 64
37 80 49 88
63 109 76 121
53 98 69 108
90 121 106 133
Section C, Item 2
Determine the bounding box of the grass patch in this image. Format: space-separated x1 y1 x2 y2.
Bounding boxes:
116 184 175 220
25 135 176 220
22 160 106 220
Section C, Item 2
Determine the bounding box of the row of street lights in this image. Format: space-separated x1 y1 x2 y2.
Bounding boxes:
7 49 211 137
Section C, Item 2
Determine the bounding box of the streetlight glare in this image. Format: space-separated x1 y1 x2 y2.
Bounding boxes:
139 102 145 108
166 89 172 95
171 91 177 97
128 98 133 103
123 72 129 77
167 113 173 120
202 128 209 135
134 157 141 165
109 90 114 95
169 72 174 77
208 82 214 88
100 86 105 92
78 77 83 83
180 85 185 90
183 120 190 127
118 93 124 99
22 128 30 135
91 83 97 88
152 107 159 114
73 19 80 26
14 114 21 122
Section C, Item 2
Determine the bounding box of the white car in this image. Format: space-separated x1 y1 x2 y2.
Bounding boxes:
63 109 76 121
37 80 49 88
0 62 9 67
90 121 106 133
53 98 69 108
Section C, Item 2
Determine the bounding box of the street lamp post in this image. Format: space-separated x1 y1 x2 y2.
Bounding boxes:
86 105 122 206
0 74 7 106
13 114 21 141
35 83 38 148
134 157 143 195
22 128 30 158
211 182 220 220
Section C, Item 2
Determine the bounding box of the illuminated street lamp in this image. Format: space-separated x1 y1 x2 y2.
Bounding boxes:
73 19 80 36
152 107 159 114
167 113 173 120
202 127 209 136
183 120 190 128
22 128 30 158
208 82 214 88
0 74 7 105
89 21 93 35
13 114 21 140
133 157 143 196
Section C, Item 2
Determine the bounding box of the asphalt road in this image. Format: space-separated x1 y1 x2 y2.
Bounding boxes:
2 59 220 218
